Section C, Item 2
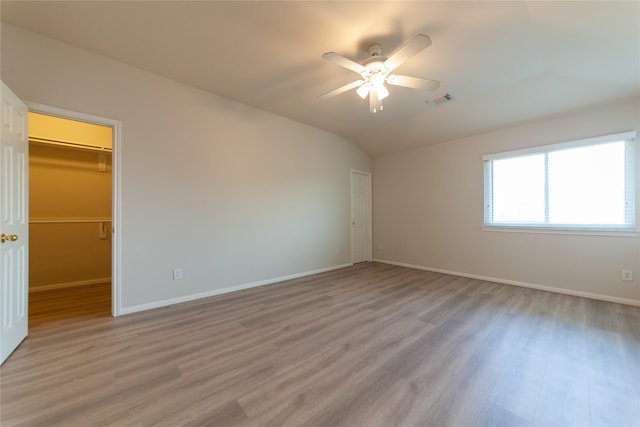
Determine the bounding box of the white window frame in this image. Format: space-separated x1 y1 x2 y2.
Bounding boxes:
483 131 637 233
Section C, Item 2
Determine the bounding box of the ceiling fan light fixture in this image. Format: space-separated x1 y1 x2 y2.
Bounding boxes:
320 34 439 113
369 88 383 113
370 72 386 87
357 82 371 99
376 84 389 100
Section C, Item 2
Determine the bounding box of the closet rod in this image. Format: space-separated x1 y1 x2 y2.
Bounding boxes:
30 219 112 224
30 137 112 153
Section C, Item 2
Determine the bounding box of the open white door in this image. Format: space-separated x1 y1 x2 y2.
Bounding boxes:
1 82 29 365
351 170 371 264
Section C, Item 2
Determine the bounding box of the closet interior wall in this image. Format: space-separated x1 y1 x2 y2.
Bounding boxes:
29 140 112 292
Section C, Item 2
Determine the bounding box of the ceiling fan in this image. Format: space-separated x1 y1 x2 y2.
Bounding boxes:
319 34 440 113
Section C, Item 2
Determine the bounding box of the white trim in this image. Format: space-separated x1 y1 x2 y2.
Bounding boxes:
29 278 111 293
111 120 122 316
482 130 637 161
482 226 640 237
373 259 640 307
26 103 118 128
25 102 122 317
119 263 353 315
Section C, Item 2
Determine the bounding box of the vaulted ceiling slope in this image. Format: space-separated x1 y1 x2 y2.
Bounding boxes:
2 1 639 157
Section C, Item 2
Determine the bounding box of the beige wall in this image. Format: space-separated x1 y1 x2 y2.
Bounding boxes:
373 98 640 305
29 144 112 290
1 24 371 312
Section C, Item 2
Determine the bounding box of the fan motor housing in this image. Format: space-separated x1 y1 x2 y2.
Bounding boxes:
362 56 388 67
368 44 383 56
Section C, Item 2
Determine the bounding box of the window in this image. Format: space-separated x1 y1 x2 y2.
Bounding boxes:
484 131 636 230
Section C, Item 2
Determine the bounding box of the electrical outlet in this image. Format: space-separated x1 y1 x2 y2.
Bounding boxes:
172 268 183 280
621 269 633 281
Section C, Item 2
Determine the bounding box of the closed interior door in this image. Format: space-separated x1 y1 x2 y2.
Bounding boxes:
1 82 29 365
351 170 371 264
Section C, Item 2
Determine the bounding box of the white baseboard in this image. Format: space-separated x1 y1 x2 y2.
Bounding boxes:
30 277 111 293
373 259 640 307
119 263 353 315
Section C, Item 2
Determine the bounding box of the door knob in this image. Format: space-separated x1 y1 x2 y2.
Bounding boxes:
0 234 18 243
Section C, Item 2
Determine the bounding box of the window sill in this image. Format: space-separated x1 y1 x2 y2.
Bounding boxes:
482 226 640 237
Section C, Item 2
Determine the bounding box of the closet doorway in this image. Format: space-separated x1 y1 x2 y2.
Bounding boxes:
28 111 114 326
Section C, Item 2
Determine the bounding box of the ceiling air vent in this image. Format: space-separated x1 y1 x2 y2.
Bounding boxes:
427 93 454 106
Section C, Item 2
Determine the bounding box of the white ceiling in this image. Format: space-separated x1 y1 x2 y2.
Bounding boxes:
2 1 639 157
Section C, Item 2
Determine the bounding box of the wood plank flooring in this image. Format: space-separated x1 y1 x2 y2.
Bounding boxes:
28 282 111 327
1 263 639 426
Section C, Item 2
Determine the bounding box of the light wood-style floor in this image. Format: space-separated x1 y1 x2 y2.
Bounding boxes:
28 282 111 327
1 263 639 426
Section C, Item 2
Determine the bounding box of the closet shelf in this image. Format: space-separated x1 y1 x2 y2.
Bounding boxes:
30 218 112 224
30 137 112 153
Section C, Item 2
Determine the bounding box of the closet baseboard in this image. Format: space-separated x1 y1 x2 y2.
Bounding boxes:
29 278 111 293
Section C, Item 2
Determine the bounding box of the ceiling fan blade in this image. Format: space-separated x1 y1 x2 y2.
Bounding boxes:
387 74 440 91
318 80 365 100
383 34 432 72
322 52 366 74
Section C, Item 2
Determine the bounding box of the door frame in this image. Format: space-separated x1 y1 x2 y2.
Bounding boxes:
350 169 372 264
27 102 122 317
